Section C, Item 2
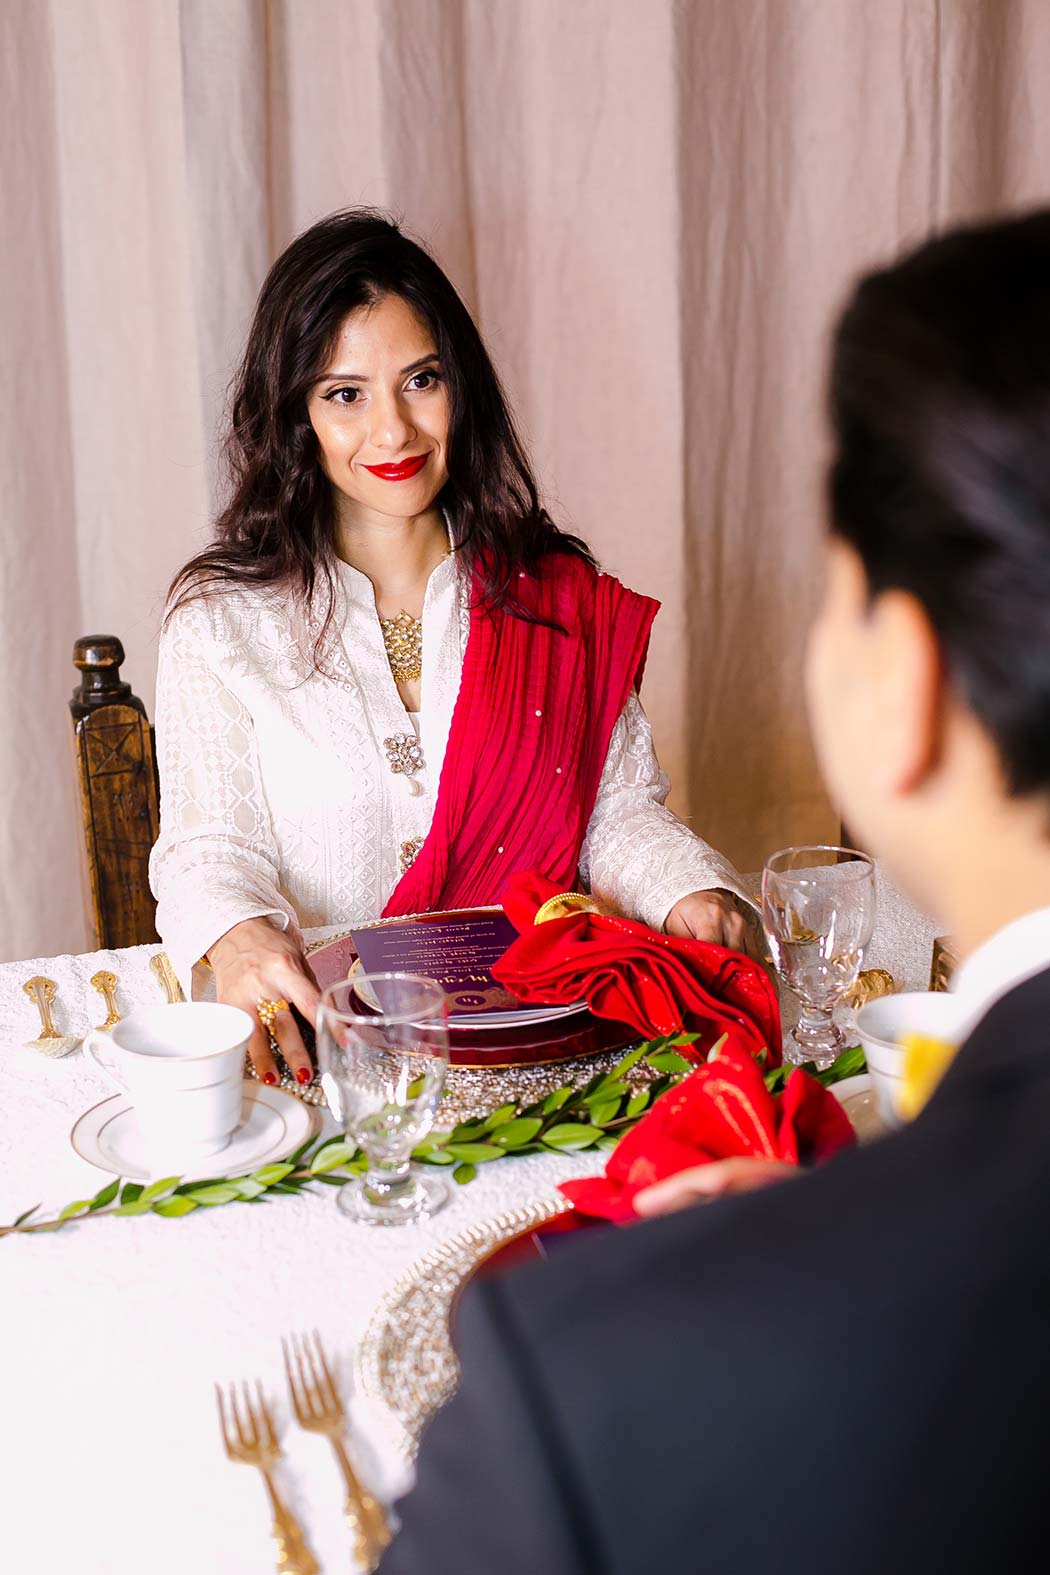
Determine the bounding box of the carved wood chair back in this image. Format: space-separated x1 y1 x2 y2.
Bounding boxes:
69 636 160 950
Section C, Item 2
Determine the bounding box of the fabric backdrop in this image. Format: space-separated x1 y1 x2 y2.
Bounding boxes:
4 0 1050 963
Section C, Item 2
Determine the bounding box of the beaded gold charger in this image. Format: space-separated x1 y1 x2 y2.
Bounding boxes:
243 930 645 1124
355 1195 572 1456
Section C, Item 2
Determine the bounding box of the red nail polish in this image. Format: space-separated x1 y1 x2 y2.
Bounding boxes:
296 1067 313 1085
263 1072 278 1086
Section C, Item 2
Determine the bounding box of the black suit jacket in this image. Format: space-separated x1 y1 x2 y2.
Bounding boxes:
381 969 1050 1574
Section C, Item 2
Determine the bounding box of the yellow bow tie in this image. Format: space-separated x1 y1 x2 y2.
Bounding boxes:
898 1033 958 1121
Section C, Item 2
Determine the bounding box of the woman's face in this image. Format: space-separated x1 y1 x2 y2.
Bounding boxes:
307 292 450 522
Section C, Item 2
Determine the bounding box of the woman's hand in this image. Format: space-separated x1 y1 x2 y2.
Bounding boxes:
665 888 751 950
634 1157 797 1217
207 917 320 1085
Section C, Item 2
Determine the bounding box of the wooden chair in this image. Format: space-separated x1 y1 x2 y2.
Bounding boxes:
70 636 160 949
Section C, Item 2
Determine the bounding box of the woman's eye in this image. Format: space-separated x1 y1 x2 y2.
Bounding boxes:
325 386 360 405
408 370 440 391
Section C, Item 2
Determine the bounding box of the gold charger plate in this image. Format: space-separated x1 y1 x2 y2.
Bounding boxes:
355 1196 572 1457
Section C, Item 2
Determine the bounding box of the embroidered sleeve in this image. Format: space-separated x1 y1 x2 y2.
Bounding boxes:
148 598 302 990
578 692 755 930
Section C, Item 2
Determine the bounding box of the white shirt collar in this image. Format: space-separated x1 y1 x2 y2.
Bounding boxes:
950 904 1050 1038
331 545 460 610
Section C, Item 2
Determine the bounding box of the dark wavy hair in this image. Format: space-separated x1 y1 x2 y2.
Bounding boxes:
829 207 1050 797
168 208 591 642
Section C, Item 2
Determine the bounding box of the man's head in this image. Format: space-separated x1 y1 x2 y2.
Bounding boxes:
807 211 1050 930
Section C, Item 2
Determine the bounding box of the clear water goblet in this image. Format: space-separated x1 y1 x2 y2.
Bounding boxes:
317 973 450 1226
762 845 876 1070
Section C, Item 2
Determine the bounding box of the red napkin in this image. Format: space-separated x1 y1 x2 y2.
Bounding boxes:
494 871 781 1065
559 1040 856 1223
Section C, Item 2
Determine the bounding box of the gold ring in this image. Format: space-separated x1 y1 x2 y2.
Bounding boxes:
533 892 604 925
256 997 289 1034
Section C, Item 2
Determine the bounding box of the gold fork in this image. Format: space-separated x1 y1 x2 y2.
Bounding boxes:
215 1380 319 1575
284 1331 392 1572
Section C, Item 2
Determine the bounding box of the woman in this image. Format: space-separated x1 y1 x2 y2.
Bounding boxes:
150 209 754 1082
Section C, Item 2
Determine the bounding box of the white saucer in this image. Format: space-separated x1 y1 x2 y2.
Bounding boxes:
831 1072 887 1145
70 1080 321 1181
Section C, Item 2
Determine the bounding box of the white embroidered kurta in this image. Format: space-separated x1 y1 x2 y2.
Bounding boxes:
149 553 750 987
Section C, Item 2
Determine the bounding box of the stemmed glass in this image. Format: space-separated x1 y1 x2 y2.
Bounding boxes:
762 846 876 1070
316 973 450 1226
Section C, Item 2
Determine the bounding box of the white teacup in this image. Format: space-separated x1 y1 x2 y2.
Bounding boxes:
83 1002 253 1170
855 990 962 1129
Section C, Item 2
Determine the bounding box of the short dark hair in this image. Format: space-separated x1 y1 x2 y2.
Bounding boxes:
828 209 1050 797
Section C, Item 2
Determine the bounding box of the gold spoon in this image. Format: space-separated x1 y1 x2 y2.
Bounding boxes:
90 969 122 1031
149 952 185 1004
22 977 81 1057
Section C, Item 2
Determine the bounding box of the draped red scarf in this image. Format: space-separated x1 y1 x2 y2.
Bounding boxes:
382 553 659 917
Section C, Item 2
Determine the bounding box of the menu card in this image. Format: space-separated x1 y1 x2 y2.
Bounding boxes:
350 909 522 1015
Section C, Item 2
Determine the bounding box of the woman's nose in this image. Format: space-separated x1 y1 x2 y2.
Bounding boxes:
369 394 415 453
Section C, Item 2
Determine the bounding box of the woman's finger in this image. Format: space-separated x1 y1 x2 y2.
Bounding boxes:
246 1017 280 1085
283 967 322 1029
720 909 747 951
272 1008 313 1085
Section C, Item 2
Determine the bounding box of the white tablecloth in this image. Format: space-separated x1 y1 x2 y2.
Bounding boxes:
0 875 938 1574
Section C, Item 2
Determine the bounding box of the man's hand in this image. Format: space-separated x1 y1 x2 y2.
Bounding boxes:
634 1157 797 1217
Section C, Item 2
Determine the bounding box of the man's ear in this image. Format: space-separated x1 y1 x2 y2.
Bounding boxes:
868 589 946 795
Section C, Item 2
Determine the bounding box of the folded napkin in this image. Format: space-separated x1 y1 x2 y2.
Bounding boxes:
494 871 781 1064
559 1041 857 1222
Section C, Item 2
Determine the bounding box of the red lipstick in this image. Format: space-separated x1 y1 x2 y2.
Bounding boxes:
362 454 429 482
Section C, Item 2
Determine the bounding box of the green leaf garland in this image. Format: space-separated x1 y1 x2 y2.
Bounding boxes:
0 1035 866 1238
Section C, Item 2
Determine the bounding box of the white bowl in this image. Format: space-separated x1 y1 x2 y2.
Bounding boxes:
855 991 962 1128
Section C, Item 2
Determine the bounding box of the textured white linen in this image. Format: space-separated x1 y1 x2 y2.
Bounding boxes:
0 872 939 1575
149 552 750 988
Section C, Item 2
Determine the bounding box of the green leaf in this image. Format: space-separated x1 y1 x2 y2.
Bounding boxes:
817 1045 867 1085
608 1043 649 1081
114 1199 153 1216
443 1142 505 1164
152 1195 199 1218
285 1136 318 1167
309 1142 354 1175
251 1162 296 1186
763 1065 789 1095
12 1204 41 1227
230 1177 267 1200
542 1123 602 1151
705 1033 729 1062
58 1199 92 1221
120 1182 144 1204
595 1132 620 1151
140 1176 181 1204
88 1177 121 1212
270 1180 309 1194
626 1090 650 1119
453 1162 477 1185
646 1049 695 1076
311 1173 351 1186
490 1118 543 1148
478 1103 519 1131
414 1146 456 1166
406 1074 427 1099
185 1182 240 1205
584 1097 621 1128
542 1086 574 1116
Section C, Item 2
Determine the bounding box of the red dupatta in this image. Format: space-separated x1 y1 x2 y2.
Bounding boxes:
382 553 659 917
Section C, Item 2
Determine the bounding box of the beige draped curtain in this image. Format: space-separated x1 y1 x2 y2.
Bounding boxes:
4 0 1050 962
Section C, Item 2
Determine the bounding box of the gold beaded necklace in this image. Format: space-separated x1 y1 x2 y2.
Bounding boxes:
378 534 452 684
379 609 423 683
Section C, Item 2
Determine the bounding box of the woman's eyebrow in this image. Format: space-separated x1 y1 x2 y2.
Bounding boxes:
316 353 439 385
